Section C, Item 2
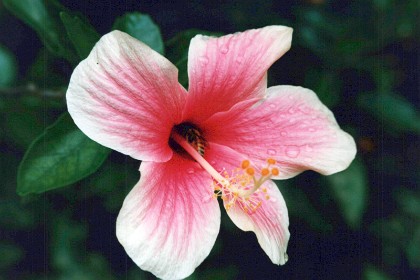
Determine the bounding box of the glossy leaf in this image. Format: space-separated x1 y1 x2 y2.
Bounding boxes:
325 157 368 229
358 92 420 135
0 44 17 86
60 11 100 60
3 0 77 62
112 12 164 55
17 113 110 195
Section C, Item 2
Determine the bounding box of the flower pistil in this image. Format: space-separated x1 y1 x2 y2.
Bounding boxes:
213 159 279 214
171 129 278 215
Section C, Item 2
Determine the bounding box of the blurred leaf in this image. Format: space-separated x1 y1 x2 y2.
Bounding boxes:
277 180 333 232
17 113 110 195
370 216 405 266
304 69 340 107
294 8 342 61
51 218 114 279
112 12 164 55
3 0 77 62
358 92 420 135
0 44 17 86
88 161 138 212
166 29 222 87
4 111 45 149
374 0 417 42
324 157 368 229
27 49 68 87
406 225 420 268
0 242 24 270
199 266 239 280
396 189 420 219
0 200 37 229
363 264 394 280
60 11 100 60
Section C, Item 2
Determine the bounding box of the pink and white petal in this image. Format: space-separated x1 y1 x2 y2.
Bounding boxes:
67 30 186 162
225 180 290 265
203 85 357 179
116 155 220 280
183 26 293 122
204 143 290 264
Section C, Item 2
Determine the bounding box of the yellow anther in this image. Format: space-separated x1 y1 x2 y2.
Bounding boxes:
262 188 267 193
246 167 255 176
267 158 276 165
271 167 279 176
265 195 270 200
261 168 270 176
241 159 250 169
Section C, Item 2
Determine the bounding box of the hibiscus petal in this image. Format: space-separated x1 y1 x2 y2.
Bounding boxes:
205 143 289 265
116 155 220 280
224 180 290 265
204 85 357 179
66 30 186 162
184 26 293 122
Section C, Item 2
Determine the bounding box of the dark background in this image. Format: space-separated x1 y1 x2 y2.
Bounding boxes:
0 0 418 279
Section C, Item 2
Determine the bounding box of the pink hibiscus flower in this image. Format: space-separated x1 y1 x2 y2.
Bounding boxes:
66 26 356 279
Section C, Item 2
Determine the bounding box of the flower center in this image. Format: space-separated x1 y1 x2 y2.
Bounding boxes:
169 122 207 158
170 129 279 213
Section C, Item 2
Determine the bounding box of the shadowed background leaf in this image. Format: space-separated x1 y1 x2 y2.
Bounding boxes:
0 0 418 279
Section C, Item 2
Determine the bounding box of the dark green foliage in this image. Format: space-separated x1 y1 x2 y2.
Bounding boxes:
112 12 165 55
1 0 418 279
17 113 110 195
3 0 78 62
60 11 101 60
324 157 368 229
0 44 17 86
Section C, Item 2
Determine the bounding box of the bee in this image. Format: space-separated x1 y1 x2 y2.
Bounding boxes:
185 127 207 156
178 123 207 156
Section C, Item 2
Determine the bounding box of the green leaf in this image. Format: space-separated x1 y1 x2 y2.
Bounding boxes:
304 69 340 108
406 225 420 268
0 44 17 86
112 12 164 55
3 0 77 62
358 92 420 135
363 264 394 280
396 189 420 219
276 180 333 233
165 29 222 88
0 242 24 270
324 157 368 229
27 49 67 87
88 161 138 212
17 113 110 195
4 111 45 149
60 11 100 60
